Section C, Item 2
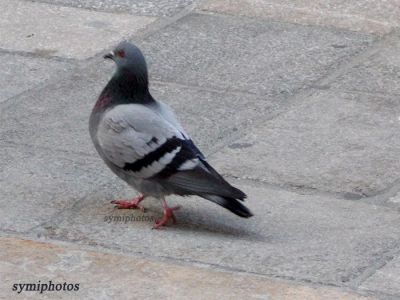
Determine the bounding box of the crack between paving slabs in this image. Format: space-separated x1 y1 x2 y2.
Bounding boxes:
347 245 400 289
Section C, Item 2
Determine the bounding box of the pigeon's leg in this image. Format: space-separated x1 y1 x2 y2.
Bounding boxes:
111 194 146 212
153 197 181 229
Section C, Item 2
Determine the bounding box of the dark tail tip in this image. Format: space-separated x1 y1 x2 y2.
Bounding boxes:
230 185 247 201
229 199 253 218
202 194 253 218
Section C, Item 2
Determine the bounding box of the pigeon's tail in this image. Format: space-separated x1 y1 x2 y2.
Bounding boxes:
157 161 253 217
200 194 253 218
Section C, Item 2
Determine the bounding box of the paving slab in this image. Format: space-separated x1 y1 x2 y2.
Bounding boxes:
30 179 400 286
32 0 198 17
0 0 155 59
0 53 74 103
140 13 374 96
332 34 400 95
360 254 400 296
211 90 400 197
0 63 112 157
0 145 114 233
0 60 278 157
0 12 374 156
200 0 400 35
0 237 372 300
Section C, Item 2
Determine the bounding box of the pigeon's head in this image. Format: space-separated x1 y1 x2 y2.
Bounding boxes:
104 41 148 77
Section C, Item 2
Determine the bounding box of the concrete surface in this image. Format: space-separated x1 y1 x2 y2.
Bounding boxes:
140 13 374 95
361 255 400 296
32 181 400 286
211 90 400 197
332 33 400 95
0 145 111 232
0 52 74 103
0 237 372 299
2 0 400 299
201 0 400 35
0 0 155 59
33 0 198 16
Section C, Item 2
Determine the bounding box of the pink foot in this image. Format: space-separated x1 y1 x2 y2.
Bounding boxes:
111 194 146 212
153 198 181 229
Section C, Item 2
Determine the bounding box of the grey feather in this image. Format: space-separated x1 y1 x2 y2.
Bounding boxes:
97 104 183 175
157 164 246 200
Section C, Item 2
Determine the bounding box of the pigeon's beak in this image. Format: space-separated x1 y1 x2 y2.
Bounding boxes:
104 51 115 60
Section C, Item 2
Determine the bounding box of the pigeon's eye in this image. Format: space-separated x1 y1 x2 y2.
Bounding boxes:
116 50 125 58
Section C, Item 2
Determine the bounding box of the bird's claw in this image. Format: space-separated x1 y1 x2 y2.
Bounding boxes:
152 205 181 229
111 195 146 212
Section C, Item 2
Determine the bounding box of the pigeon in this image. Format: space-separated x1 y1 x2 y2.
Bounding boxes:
89 41 253 228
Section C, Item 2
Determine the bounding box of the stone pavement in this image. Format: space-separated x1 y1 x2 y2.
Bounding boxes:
1 0 400 299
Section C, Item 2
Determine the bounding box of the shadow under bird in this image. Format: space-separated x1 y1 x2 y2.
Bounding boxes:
89 41 253 228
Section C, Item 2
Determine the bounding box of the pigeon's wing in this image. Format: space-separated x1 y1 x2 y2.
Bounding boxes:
149 101 246 199
155 101 205 160
156 100 235 184
97 103 250 217
96 104 202 179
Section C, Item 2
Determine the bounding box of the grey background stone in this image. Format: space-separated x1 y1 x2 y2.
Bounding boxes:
0 63 110 156
0 52 74 103
332 34 400 95
140 13 374 96
32 0 198 16
0 0 155 59
211 90 400 197
0 145 112 232
32 181 400 286
361 255 400 296
0 237 371 300
201 0 400 35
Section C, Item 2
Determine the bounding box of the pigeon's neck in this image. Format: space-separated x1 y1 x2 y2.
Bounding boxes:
93 67 155 112
113 67 150 96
